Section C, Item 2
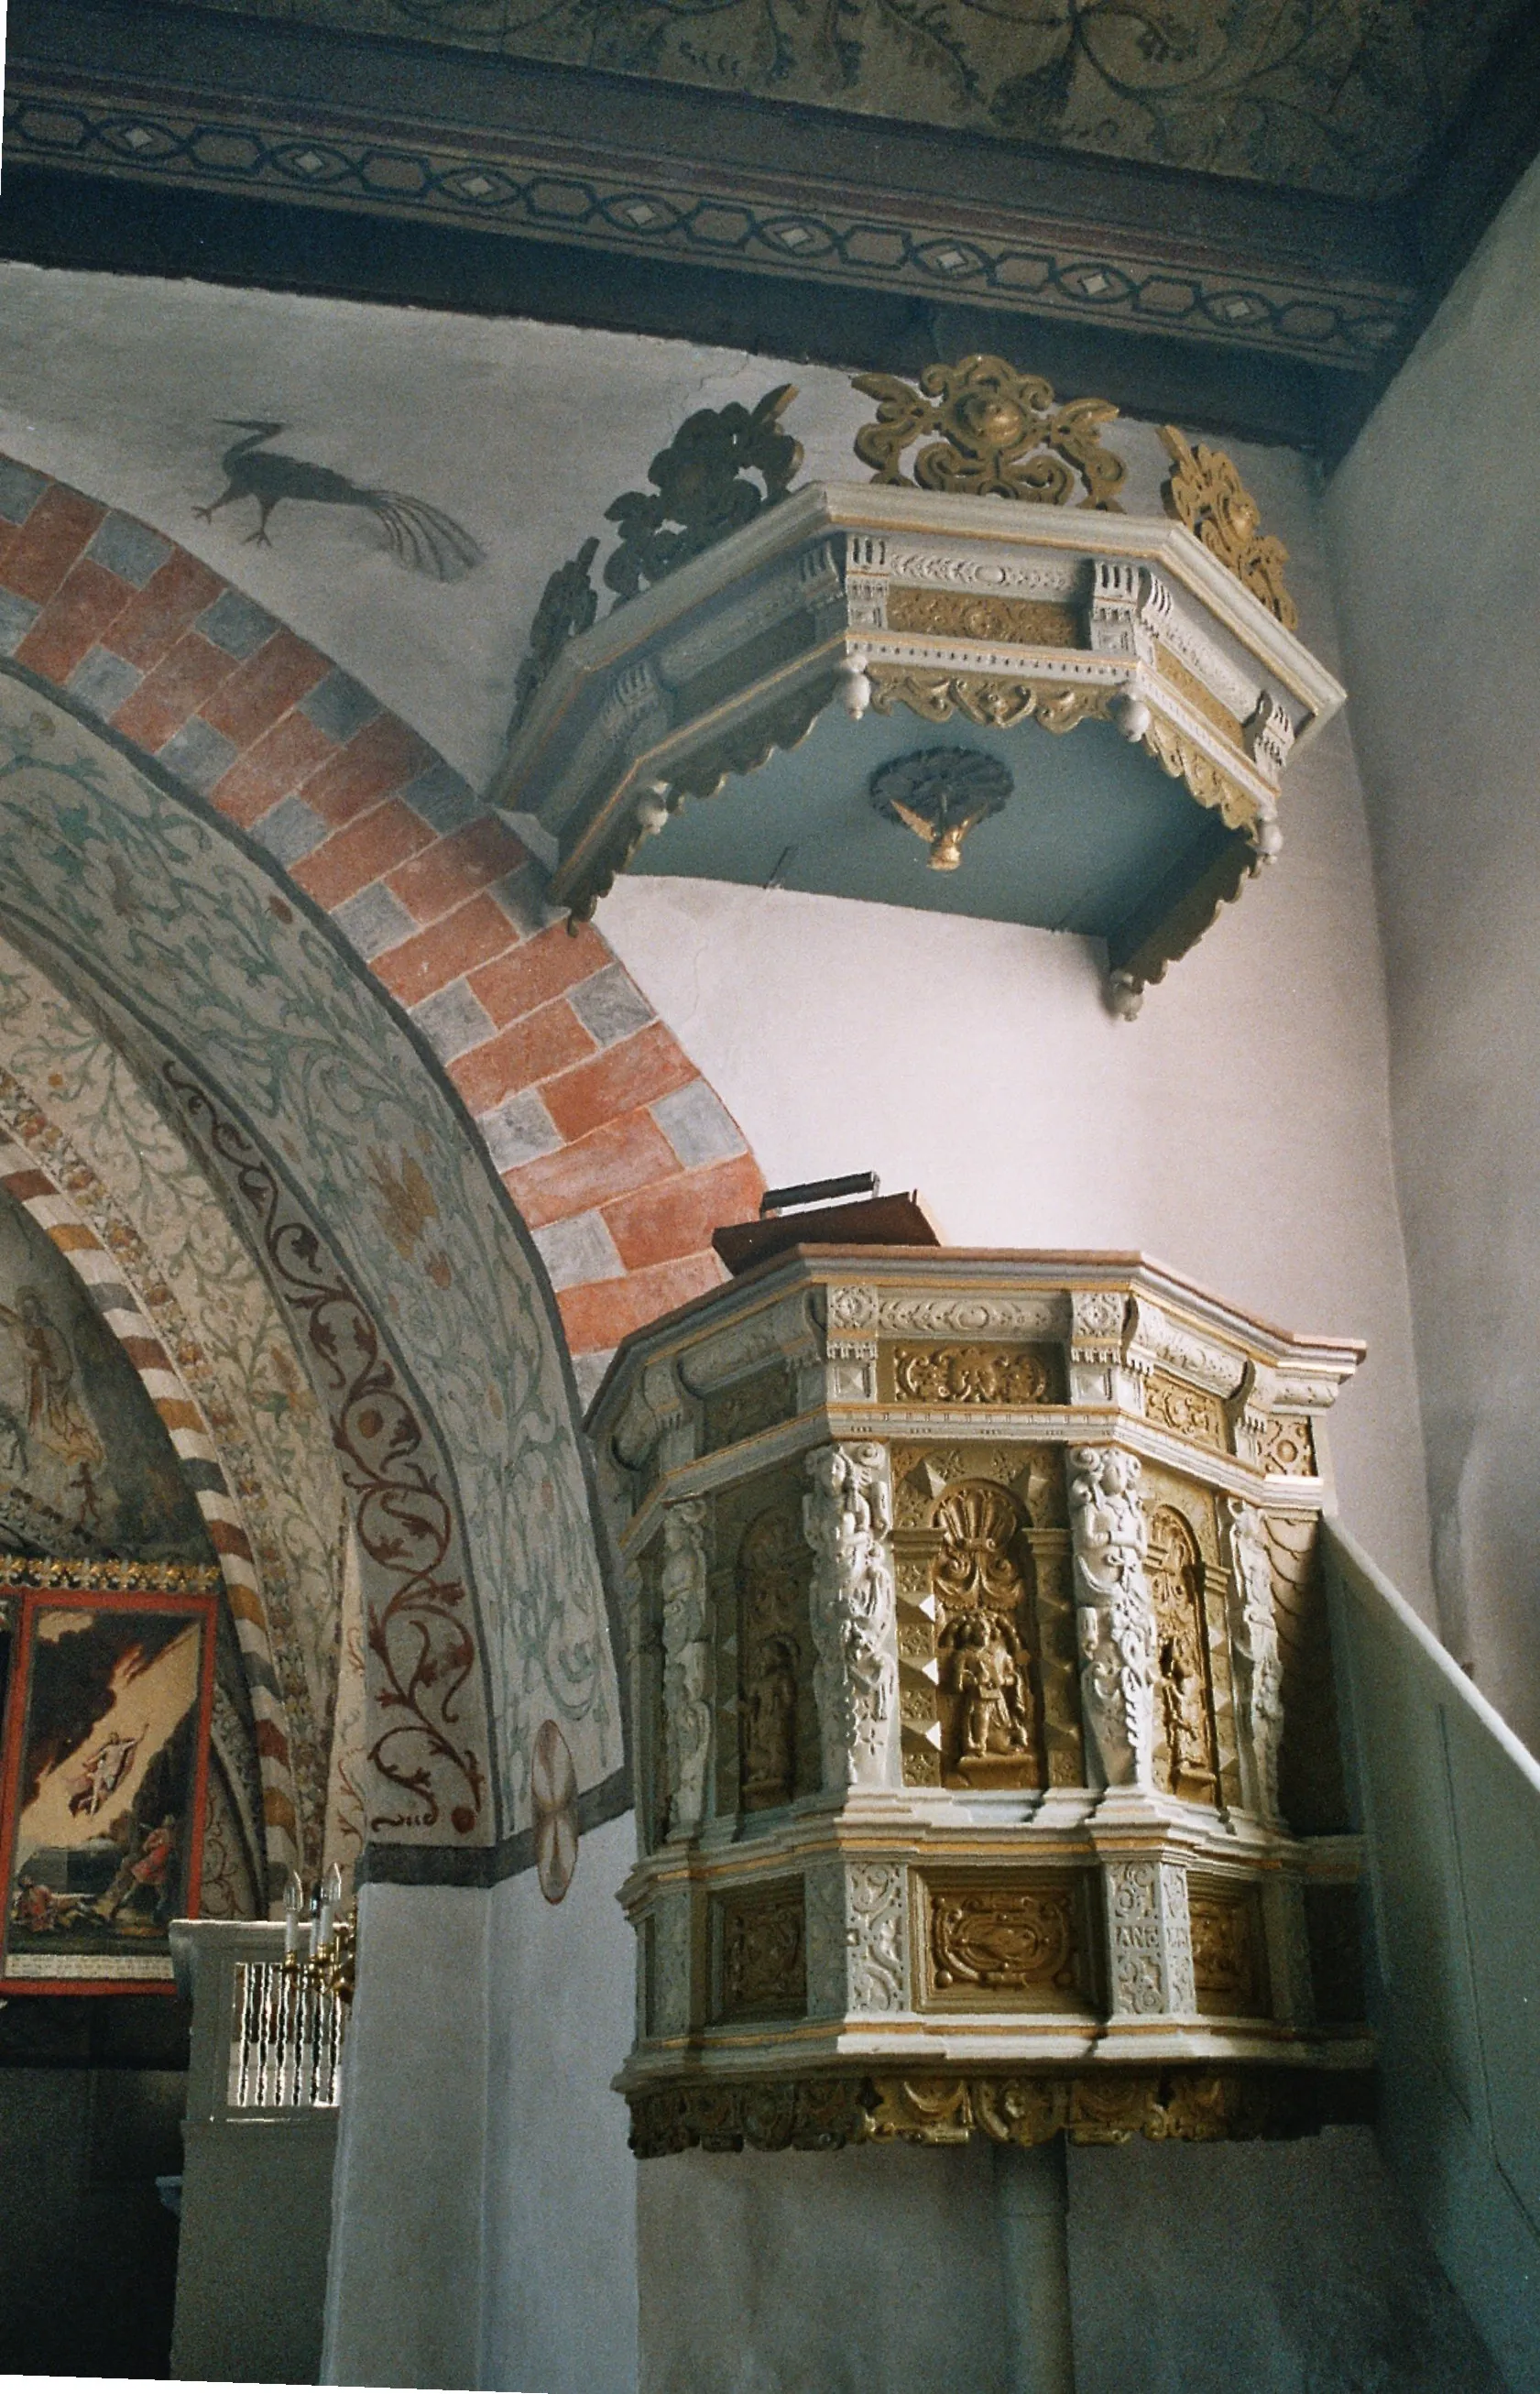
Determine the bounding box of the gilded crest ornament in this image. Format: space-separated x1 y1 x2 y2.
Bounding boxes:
1158 426 1298 630
604 383 803 603
852 355 1126 510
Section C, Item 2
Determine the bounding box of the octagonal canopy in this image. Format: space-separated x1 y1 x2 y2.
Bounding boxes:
493 479 1344 1011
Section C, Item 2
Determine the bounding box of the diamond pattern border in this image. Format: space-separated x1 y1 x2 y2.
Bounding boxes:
5 80 1414 371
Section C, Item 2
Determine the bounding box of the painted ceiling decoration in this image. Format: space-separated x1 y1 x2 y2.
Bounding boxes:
5 0 1537 450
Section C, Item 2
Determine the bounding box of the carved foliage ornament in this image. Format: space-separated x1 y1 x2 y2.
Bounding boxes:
1159 426 1298 632
605 383 803 603
870 669 1112 736
629 2068 1358 2158
803 1442 898 1791
893 1342 1051 1404
509 383 802 732
853 356 1127 511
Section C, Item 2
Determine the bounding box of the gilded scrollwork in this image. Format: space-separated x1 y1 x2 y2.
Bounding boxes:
1158 426 1298 631
892 1343 1053 1405
1144 1371 1228 1453
716 1879 807 2020
926 1880 1078 1998
1189 1885 1266 2017
853 357 1126 511
885 588 1079 645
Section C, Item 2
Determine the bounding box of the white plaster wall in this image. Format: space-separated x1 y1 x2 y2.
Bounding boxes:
639 2139 1008 2394
1325 153 1540 1752
600 437 1434 1609
323 1883 490 2390
1066 2129 1503 2393
481 1811 639 2394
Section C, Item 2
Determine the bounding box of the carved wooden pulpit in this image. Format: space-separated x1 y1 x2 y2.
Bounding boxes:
589 1241 1371 2158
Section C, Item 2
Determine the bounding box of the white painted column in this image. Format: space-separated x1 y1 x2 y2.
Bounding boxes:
994 2139 1076 2394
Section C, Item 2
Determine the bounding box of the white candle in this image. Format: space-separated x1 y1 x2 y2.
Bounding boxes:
283 1868 303 1958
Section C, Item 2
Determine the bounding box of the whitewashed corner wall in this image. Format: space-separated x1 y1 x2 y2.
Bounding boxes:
1325 148 1540 1756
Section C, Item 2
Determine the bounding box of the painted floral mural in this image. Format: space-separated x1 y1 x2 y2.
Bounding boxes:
149 0 1524 197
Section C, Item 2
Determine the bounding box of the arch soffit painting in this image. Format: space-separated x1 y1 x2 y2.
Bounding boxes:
0 933 352 1884
0 665 621 1883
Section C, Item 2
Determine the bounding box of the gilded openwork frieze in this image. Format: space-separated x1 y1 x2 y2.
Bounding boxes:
885 1341 1060 1406
628 2066 1372 2159
597 1249 1367 2155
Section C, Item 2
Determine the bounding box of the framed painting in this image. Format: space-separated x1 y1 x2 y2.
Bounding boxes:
0 1568 219 1993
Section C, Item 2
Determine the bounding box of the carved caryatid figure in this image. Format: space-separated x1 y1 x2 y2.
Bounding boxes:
1225 1496 1285 1821
803 1442 898 1791
1068 1446 1156 1788
660 1498 712 1839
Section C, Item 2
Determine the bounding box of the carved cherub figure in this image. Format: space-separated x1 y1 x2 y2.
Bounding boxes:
951 1612 1035 1758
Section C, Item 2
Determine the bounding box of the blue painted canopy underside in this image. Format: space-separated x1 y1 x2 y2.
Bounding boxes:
629 705 1237 944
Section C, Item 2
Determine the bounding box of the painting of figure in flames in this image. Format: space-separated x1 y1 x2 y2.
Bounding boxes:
0 1591 213 1985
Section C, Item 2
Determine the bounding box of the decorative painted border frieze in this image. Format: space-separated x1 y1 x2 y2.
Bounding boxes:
5 75 1417 376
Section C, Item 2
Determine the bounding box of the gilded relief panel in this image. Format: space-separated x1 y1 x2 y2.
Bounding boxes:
1136 1459 1241 1811
890 1443 1068 1789
1188 1877 1270 2019
713 1467 819 1823
712 1876 806 2023
1143 1370 1229 1456
702 1362 796 1456
917 1871 1097 2013
879 1343 1062 1407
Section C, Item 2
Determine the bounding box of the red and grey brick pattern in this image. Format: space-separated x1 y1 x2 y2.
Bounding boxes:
0 454 763 1401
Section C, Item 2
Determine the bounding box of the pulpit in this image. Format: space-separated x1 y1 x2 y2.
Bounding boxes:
589 1240 1371 2156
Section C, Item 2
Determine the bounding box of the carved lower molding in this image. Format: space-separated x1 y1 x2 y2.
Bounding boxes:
627 2066 1373 2158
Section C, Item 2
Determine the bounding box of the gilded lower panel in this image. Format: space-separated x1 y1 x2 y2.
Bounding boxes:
627 2067 1373 2157
712 1877 807 2023
1188 1878 1271 2019
918 1871 1096 2012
